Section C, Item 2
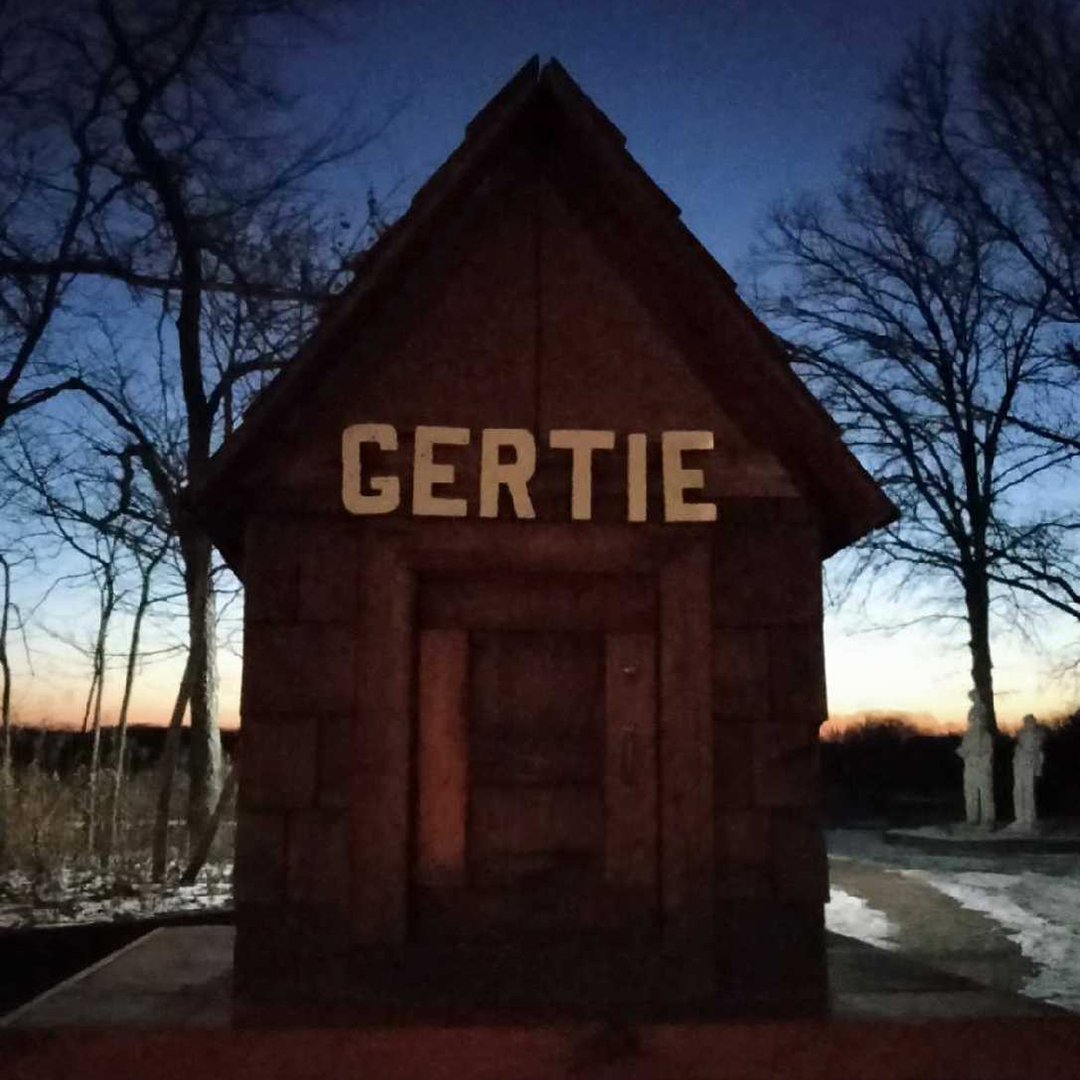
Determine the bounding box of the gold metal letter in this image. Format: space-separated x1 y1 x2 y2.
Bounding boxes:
662 431 717 522
341 423 400 515
549 429 615 520
413 426 469 517
627 433 647 522
479 428 536 519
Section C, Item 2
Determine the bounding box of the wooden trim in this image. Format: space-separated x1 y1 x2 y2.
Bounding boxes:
419 573 654 631
350 537 415 944
604 632 658 896
659 540 714 993
398 519 692 573
416 630 469 890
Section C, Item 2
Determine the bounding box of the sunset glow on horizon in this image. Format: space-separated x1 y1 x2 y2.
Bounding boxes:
13 614 1078 737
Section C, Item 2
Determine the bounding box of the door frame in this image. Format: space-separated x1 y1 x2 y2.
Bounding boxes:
349 519 714 996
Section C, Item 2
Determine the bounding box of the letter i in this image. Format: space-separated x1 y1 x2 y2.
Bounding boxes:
627 433 647 522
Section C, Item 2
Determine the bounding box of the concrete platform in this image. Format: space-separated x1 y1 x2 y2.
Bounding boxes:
0 920 1062 1028
1 926 1067 1029
3 928 1079 1080
884 822 1080 855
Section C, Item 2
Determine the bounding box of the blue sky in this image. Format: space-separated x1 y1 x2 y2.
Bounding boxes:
287 0 972 269
13 0 1080 730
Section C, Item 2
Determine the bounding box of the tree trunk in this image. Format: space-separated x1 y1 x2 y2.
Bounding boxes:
0 554 12 780
79 667 98 734
0 556 11 864
86 609 109 856
181 765 236 886
180 525 222 843
964 567 998 733
152 650 194 883
108 560 156 855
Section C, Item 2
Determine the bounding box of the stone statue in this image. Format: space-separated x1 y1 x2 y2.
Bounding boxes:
957 690 995 827
1012 714 1046 831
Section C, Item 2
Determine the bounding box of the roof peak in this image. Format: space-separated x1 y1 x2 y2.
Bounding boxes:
191 57 895 565
462 56 627 149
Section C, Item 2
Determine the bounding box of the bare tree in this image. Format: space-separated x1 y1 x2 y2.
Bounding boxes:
108 530 170 854
0 1 384 839
0 9 131 427
83 541 122 853
6 429 136 849
886 0 1080 446
151 648 193 882
0 552 17 777
0 543 27 864
758 126 1080 731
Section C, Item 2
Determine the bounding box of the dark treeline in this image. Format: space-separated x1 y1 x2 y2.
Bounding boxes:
7 724 239 778
822 714 1080 825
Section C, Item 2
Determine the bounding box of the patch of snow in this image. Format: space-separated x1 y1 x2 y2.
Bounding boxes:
0 862 233 930
902 868 1080 1013
825 886 901 951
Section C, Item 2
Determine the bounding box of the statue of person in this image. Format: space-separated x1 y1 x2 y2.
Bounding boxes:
957 691 995 827
1012 714 1046 831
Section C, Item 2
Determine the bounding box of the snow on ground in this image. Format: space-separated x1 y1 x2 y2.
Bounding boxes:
901 868 1080 1014
824 887 900 951
0 863 233 929
4 829 1079 1018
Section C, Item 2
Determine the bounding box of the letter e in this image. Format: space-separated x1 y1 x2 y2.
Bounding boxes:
662 431 717 523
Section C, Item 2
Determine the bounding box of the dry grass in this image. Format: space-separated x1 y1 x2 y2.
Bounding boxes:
0 762 235 892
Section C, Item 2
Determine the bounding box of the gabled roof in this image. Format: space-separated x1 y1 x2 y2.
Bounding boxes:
191 57 896 564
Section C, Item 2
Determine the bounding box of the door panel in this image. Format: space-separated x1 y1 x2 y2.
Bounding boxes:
604 633 658 896
469 786 603 859
469 632 603 788
467 631 604 926
416 622 659 944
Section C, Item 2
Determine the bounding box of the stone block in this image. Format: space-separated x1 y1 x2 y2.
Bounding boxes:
239 717 317 811
243 515 302 624
714 865 773 901
768 622 827 728
234 810 286 906
713 721 754 810
295 522 361 623
752 723 820 808
716 810 771 865
318 715 354 810
241 622 355 715
712 629 768 723
770 810 828 903
717 900 826 1005
287 809 350 912
712 505 821 627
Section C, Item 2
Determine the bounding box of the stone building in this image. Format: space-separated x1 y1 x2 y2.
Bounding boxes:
194 57 895 1012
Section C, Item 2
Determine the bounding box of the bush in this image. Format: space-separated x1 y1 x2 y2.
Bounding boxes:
1040 712 1080 818
0 737 236 901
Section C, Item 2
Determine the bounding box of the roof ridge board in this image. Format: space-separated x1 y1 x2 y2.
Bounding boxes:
464 55 540 139
540 63 685 226
541 59 628 148
406 57 541 226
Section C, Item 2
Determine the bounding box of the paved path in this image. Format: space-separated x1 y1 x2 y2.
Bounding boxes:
829 858 1037 998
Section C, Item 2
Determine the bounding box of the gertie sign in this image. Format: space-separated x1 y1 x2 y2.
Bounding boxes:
342 423 718 522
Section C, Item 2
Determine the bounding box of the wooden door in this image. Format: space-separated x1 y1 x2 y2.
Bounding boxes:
416 627 658 944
